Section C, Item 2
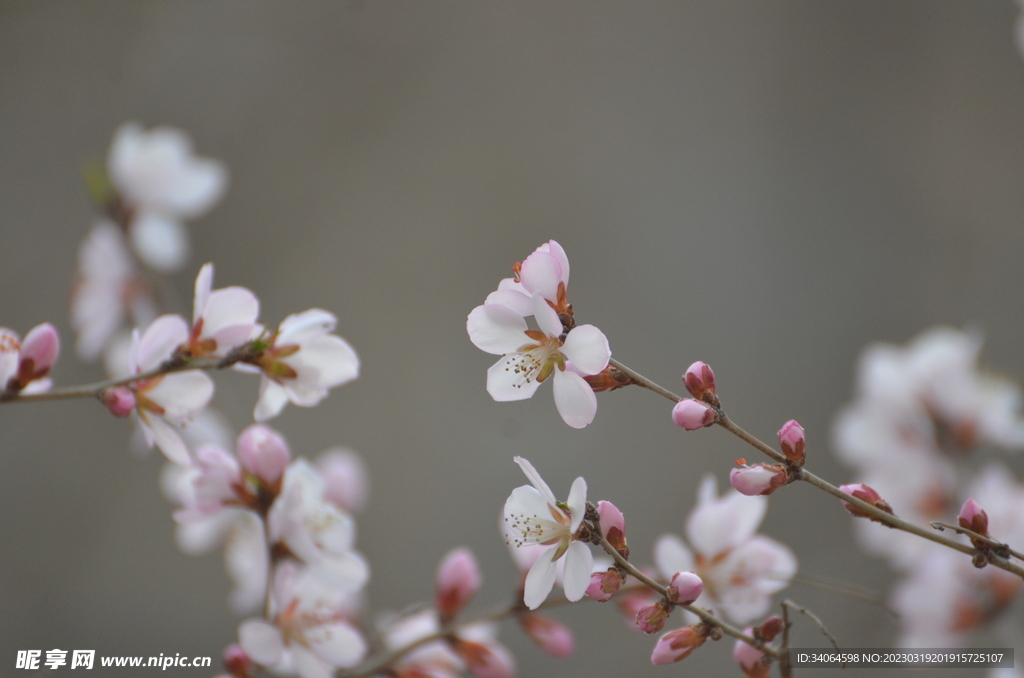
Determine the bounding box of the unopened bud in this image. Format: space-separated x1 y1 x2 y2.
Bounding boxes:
683 361 717 403
18 323 60 382
838 483 893 521
102 387 136 417
635 601 671 634
671 399 717 430
236 424 291 485
667 571 703 605
222 643 252 678
958 498 990 549
757 616 784 642
730 463 789 496
436 547 481 620
586 568 625 602
650 624 707 665
520 612 574 657
597 500 627 553
777 419 805 465
454 639 515 678
733 631 769 678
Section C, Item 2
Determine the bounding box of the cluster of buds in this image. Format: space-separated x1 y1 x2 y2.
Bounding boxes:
586 501 629 602
671 361 721 430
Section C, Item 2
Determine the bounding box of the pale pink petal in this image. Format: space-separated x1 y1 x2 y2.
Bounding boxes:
532 292 563 338
239 619 284 666
566 476 587 532
485 288 533 317
142 414 191 465
277 309 336 344
0 328 20 386
519 251 562 301
307 621 366 668
524 547 558 609
130 210 189 272
512 459 557 506
290 334 359 388
162 156 227 218
467 304 530 355
686 486 766 558
504 485 557 532
312 551 370 593
551 370 598 428
254 377 290 422
560 324 610 375
653 534 696 578
20 323 60 375
203 287 259 340
226 514 269 613
193 263 213 325
540 241 569 286
486 355 544 402
73 281 125 361
561 541 593 601
135 315 189 372
145 370 214 419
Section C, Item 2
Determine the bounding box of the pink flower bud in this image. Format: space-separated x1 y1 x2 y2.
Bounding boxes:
18 323 59 382
667 571 703 605
597 500 627 552
222 643 252 678
778 419 806 465
671 399 717 430
959 498 989 536
455 639 515 678
520 612 574 657
733 632 769 678
236 424 290 485
102 387 136 417
436 547 481 620
838 483 893 520
757 616 784 642
586 568 625 601
635 601 670 634
730 463 788 496
683 361 716 401
617 586 658 627
650 625 706 665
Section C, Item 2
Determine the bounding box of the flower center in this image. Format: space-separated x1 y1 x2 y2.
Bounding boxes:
505 332 564 389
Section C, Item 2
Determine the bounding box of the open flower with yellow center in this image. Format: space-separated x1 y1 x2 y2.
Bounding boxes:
467 292 610 428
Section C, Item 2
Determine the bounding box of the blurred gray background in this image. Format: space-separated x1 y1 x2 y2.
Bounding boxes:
2 2 1024 676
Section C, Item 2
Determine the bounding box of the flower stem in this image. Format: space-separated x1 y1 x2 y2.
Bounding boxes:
610 358 1024 581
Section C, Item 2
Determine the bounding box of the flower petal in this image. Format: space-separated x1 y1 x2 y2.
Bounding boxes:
486 355 544 402
523 547 558 610
193 263 213 325
686 486 767 558
142 414 191 466
561 541 593 601
513 457 557 506
560 324 610 375
202 287 260 341
307 621 367 669
239 619 284 666
468 304 529 355
520 251 562 301
254 377 290 422
290 334 359 389
566 476 587 533
135 315 189 372
552 370 598 428
485 287 533 317
532 293 563 338
653 534 695 579
130 210 189 272
145 371 214 419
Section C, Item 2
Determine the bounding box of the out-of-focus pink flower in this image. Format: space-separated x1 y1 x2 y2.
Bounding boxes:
730 463 789 497
107 122 228 272
467 293 610 429
453 624 515 678
184 263 260 358
381 609 464 678
654 476 796 625
671 399 717 430
251 309 359 422
503 457 592 608
519 613 573 657
238 564 366 677
778 419 806 465
102 386 136 417
129 315 214 465
650 625 706 665
315 447 369 513
437 547 482 621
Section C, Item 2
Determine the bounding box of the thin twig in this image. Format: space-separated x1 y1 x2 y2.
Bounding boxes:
609 358 1024 581
931 521 1024 561
782 599 839 651
592 530 779 658
779 602 793 678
